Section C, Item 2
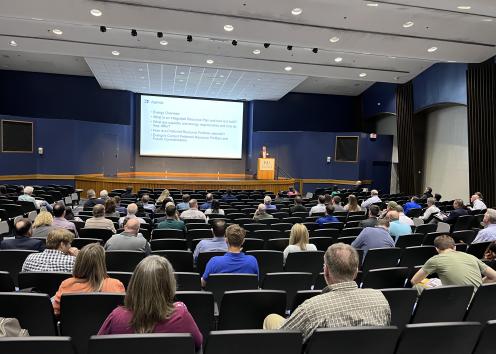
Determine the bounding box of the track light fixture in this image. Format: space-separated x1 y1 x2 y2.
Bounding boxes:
187 35 193 42
131 29 137 37
312 48 318 53
287 45 293 51
264 43 270 48
100 25 107 32
232 40 238 46
157 32 163 38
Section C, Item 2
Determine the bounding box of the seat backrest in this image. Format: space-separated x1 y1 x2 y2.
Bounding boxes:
362 267 408 289
340 227 364 236
308 237 335 251
246 250 283 276
395 322 481 354
0 250 38 286
79 228 114 242
266 238 289 252
18 272 72 297
175 291 215 340
362 248 402 272
107 272 133 289
60 293 125 354
252 229 283 241
88 333 195 354
218 290 286 330
105 251 145 272
0 292 57 335
205 330 302 354
285 251 325 274
175 272 201 291
306 327 400 354
464 283 496 323
71 238 103 249
151 228 185 240
466 241 492 259
152 250 194 272
0 271 15 291
380 288 417 329
473 320 496 354
395 234 424 248
242 238 265 252
411 285 474 323
311 228 340 239
0 336 75 354
291 290 321 312
196 251 226 275
150 238 188 251
206 273 259 305
415 223 437 235
452 215 475 232
451 230 476 243
398 246 437 268
262 272 313 310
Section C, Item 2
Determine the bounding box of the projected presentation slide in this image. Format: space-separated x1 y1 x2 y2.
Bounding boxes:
140 95 244 159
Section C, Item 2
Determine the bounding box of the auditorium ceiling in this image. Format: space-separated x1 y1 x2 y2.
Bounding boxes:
0 0 494 99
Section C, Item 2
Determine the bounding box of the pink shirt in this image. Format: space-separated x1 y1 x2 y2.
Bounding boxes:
98 302 203 350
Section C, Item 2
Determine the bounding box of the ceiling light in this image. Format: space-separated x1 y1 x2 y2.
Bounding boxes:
264 43 270 48
448 60 457 63
206 59 214 64
138 68 143 71
9 40 18 46
291 8 303 16
232 40 238 46
389 56 397 59
284 66 292 71
252 49 261 55
427 46 438 52
329 36 340 43
187 35 193 42
159 40 168 45
366 3 379 7
312 48 318 54
52 28 63 35
215 82 221 84
178 79 184 82
482 18 493 22
90 9 102 17
111 50 120 56
457 5 471 10
31 17 44 21
359 72 367 77
179 71 185 75
402 21 414 28
140 76 145 79
224 24 234 32
220 75 224 78
334 57 343 62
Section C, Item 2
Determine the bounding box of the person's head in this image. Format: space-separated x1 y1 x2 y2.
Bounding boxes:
64 207 75 220
324 243 359 285
434 193 442 202
225 188 232 195
318 195 326 205
165 204 177 218
23 186 34 196
105 198 117 214
225 224 246 249
376 218 390 230
141 194 150 204
483 208 496 226
124 218 140 235
114 195 121 206
100 190 108 199
189 199 198 209
46 228 74 251
87 189 96 199
125 186 133 193
182 194 190 203
453 199 464 209
395 205 405 214
256 203 266 214
325 204 335 216
127 203 138 216
370 190 379 196
289 223 310 250
387 210 400 221
411 196 419 203
387 201 398 211
125 256 176 333
324 194 332 205
434 235 456 253
0 185 6 194
33 211 53 228
425 187 432 194
73 243 108 291
368 205 380 218
264 196 272 205
211 199 221 211
332 196 341 206
347 194 358 207
294 196 303 205
15 218 32 237
212 219 226 237
289 186 295 192
427 197 436 206
92 204 105 218
476 192 483 199
277 191 284 199
206 193 213 202
53 203 66 218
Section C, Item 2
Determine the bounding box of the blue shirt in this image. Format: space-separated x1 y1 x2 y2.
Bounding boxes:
389 220 412 240
351 227 395 259
202 252 259 280
199 202 212 211
403 201 421 215
193 237 228 261
316 215 339 225
0 236 44 251
176 202 190 211
472 224 496 244
265 204 277 210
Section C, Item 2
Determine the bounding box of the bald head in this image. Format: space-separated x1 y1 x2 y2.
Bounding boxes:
124 218 140 235
387 210 400 221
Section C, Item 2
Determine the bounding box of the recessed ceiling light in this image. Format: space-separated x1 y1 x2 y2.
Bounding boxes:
206 59 214 64
140 76 145 79
216 82 221 84
366 3 379 7
334 57 343 62
52 28 63 35
224 24 234 32
138 68 143 71
178 79 184 82
284 66 293 71
291 8 303 16
90 9 102 17
179 71 185 75
482 18 493 22
159 40 168 45
329 36 340 43
457 5 471 10
252 49 261 55
447 60 457 63
111 50 120 56
427 46 438 52
31 17 44 21
389 56 397 59
402 21 414 28
9 40 17 47
257 78 262 81
359 72 367 77
220 75 224 78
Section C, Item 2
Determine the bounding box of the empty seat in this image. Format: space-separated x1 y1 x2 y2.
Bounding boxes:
309 237 334 251
464 283 496 323
263 272 313 310
105 251 145 272
88 333 195 354
266 238 289 252
18 272 72 297
186 223 211 230
150 238 188 251
205 330 302 354
452 230 476 243
153 250 194 272
285 251 324 274
187 229 214 241
218 290 286 330
0 336 75 354
411 285 473 323
414 223 437 235
242 238 265 251
341 227 364 237
271 223 293 232
0 249 38 286
380 288 418 329
467 241 492 259
451 215 475 232
106 271 132 289
151 229 184 240
395 234 424 248
79 228 114 242
0 271 14 291
175 291 215 340
253 229 283 241
72 238 103 249
206 273 259 305
246 250 283 276
336 236 357 245
312 228 340 239
306 327 400 354
473 320 496 354
398 246 437 268
243 223 267 232
362 267 408 289
361 248 402 272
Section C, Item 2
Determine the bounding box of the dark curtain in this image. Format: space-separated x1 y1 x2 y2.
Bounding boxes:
467 60 496 207
396 81 416 195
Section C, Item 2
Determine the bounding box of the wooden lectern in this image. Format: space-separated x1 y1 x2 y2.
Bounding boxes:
257 158 275 180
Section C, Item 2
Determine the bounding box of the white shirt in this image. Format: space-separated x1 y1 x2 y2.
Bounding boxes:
283 244 318 263
472 199 487 210
398 213 414 226
309 204 326 216
421 205 440 221
205 209 225 215
180 208 207 221
361 195 381 209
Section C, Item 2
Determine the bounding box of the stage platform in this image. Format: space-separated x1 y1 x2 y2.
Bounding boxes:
74 172 295 194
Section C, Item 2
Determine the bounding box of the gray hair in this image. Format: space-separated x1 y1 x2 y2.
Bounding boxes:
264 195 272 204
485 208 496 224
23 186 34 195
92 204 105 218
100 190 108 198
427 197 436 206
324 243 359 283
371 189 379 196
127 203 138 215
87 189 96 198
189 199 198 208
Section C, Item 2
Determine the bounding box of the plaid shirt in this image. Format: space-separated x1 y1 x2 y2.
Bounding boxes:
22 249 76 273
281 281 391 342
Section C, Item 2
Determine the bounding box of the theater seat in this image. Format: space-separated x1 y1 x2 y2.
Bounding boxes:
18 271 72 297
0 336 75 354
88 333 195 354
105 250 145 272
473 320 496 354
0 249 38 286
285 251 325 274
380 288 417 329
262 272 313 310
175 291 215 340
0 271 15 291
361 267 408 289
206 273 258 305
464 283 496 323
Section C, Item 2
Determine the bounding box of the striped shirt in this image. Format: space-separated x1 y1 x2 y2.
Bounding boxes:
281 281 391 342
22 249 76 273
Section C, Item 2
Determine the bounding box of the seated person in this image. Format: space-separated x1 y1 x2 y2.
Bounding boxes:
0 218 44 251
157 204 186 231
141 194 156 213
98 256 203 351
53 243 125 315
118 203 146 228
287 186 299 197
360 190 381 209
104 198 121 218
200 193 214 211
193 219 228 262
176 194 191 212
221 189 238 202
289 196 307 214
352 219 395 258
403 196 421 215
445 199 468 224
113 196 127 214
120 186 134 198
395 205 414 226
201 224 259 287
388 211 412 241
205 199 225 216
331 196 346 212
253 203 274 221
105 218 151 255
84 204 116 233
52 203 79 237
309 195 326 216
283 224 317 263
180 199 207 222
420 197 440 223
483 242 496 269
83 189 104 209
99 190 110 201
421 187 433 200
263 196 277 210
343 194 362 213
156 189 172 204
22 229 78 272
469 192 487 211
360 205 380 228
32 211 55 239
18 186 53 211
316 205 339 225
473 209 496 244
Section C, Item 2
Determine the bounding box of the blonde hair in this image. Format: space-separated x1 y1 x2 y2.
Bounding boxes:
46 228 74 250
33 211 53 228
346 194 361 212
72 243 108 291
289 223 310 250
156 189 170 203
125 256 176 333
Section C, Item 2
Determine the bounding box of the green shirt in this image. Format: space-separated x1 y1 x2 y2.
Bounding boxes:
157 219 186 231
422 251 488 290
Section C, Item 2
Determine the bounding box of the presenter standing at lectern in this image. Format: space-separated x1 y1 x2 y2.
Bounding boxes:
260 146 269 158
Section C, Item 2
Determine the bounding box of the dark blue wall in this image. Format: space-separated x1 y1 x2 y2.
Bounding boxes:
361 83 397 119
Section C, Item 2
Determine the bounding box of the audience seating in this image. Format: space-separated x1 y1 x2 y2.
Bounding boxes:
205 330 302 354
0 336 76 354
414 224 437 235
18 271 72 296
361 267 408 289
246 250 284 277
466 241 491 259
271 223 293 232
0 271 15 291
206 273 259 305
451 230 476 244
253 229 283 241
151 229 184 240
187 229 214 240
105 251 145 272
60 293 125 354
242 238 264 251
196 251 226 275
341 227 363 237
107 271 133 289
0 249 38 286
380 288 418 329
150 238 188 251
464 283 496 323
72 238 103 248
175 291 215 339
291 290 321 312
411 285 473 323
473 320 496 354
152 250 194 272
285 251 325 274
422 232 445 245
309 237 334 251
266 238 289 251
79 228 114 242
398 246 437 268
311 228 340 238
262 272 313 310
217 290 286 330
88 334 195 354
306 326 400 354
395 234 424 248
336 236 357 244
186 223 211 230
361 248 402 272
451 215 475 233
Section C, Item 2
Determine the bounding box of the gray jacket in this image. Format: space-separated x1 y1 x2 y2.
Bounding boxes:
104 232 151 255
